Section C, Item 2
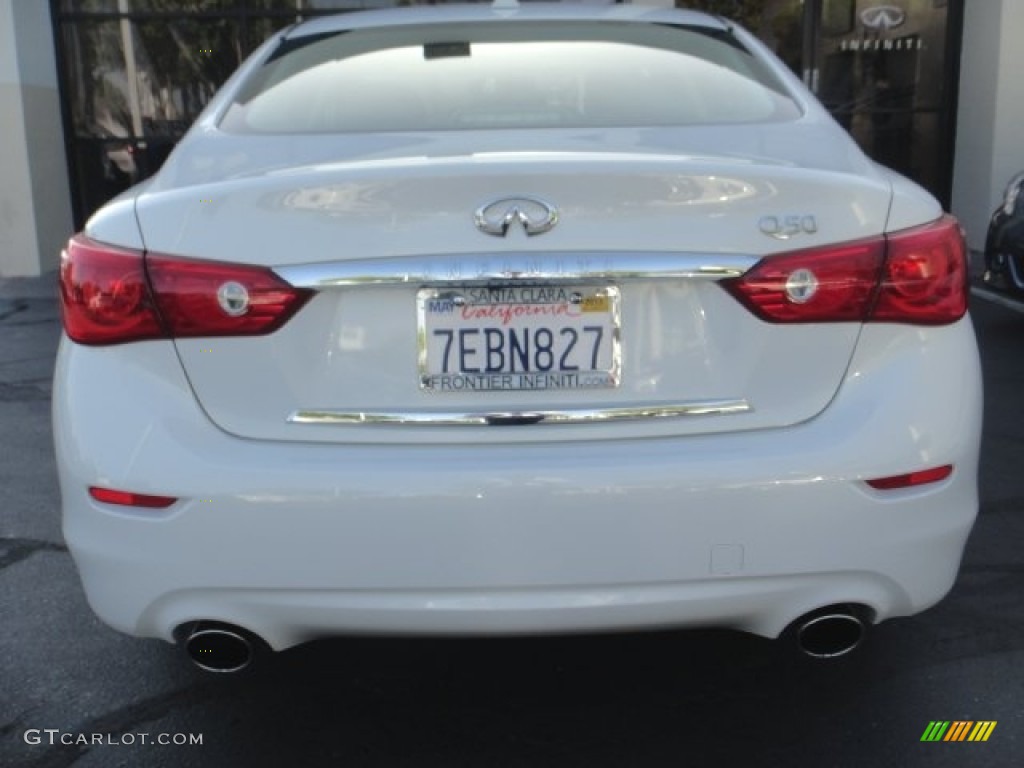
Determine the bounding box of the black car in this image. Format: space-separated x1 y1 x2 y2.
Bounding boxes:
985 172 1024 293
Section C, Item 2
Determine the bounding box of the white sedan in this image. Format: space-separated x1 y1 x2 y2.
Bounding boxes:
54 2 981 672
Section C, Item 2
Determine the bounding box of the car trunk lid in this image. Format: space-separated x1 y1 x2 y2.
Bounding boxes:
134 146 891 444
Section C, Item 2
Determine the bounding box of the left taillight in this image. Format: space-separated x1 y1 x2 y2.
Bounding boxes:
146 254 313 338
59 234 313 345
59 235 165 345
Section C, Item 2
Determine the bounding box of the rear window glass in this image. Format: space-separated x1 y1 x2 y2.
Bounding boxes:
220 20 802 134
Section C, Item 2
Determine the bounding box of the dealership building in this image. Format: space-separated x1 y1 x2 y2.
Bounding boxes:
1 0 1021 277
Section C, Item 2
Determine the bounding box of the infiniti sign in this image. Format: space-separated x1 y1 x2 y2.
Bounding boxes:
474 197 559 237
860 5 907 31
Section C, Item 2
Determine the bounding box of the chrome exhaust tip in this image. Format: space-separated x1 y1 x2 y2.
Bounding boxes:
184 623 255 673
794 609 866 659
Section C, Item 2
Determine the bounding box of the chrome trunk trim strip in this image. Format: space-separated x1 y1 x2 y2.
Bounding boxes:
275 252 757 288
287 400 752 427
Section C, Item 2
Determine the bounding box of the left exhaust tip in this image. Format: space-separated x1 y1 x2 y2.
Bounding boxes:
794 608 867 659
183 623 256 673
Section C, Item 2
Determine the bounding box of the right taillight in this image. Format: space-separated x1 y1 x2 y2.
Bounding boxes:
871 215 968 325
722 214 968 326
720 238 885 323
58 234 313 345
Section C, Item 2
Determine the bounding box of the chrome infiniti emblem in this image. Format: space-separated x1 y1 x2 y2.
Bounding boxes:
474 197 559 237
860 5 906 31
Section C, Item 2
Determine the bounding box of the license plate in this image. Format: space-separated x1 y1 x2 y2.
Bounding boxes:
417 285 621 392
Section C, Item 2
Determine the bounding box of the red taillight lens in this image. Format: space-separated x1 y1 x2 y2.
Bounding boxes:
59 235 313 344
59 235 165 345
722 214 968 326
872 215 968 325
722 238 885 323
147 256 313 338
865 465 953 490
88 486 178 508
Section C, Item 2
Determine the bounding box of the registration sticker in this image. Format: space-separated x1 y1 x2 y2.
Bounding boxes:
417 285 621 392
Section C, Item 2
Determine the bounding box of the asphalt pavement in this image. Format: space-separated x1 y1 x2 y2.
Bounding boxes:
1 268 1022 768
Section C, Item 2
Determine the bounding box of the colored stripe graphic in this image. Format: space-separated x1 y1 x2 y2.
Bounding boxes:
944 721 972 741
921 721 996 742
968 722 997 742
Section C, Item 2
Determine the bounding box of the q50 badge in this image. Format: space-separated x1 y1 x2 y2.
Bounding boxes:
759 214 818 240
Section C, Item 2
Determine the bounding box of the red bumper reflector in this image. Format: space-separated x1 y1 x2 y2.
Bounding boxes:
865 465 953 490
88 486 178 508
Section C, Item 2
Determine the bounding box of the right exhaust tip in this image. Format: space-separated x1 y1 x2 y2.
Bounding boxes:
184 623 255 673
794 609 866 659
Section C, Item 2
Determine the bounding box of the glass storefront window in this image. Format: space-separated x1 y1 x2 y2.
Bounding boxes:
813 0 952 199
56 0 337 224
63 18 241 136
680 0 958 207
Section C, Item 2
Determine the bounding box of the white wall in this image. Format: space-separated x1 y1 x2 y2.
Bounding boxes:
0 0 73 277
952 0 1024 251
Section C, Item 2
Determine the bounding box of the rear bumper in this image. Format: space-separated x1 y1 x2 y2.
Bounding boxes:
54 319 982 650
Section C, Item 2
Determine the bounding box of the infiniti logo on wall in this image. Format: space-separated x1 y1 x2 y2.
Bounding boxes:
474 197 559 237
860 5 907 31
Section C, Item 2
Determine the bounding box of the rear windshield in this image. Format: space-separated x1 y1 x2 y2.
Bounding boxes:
220 20 802 134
